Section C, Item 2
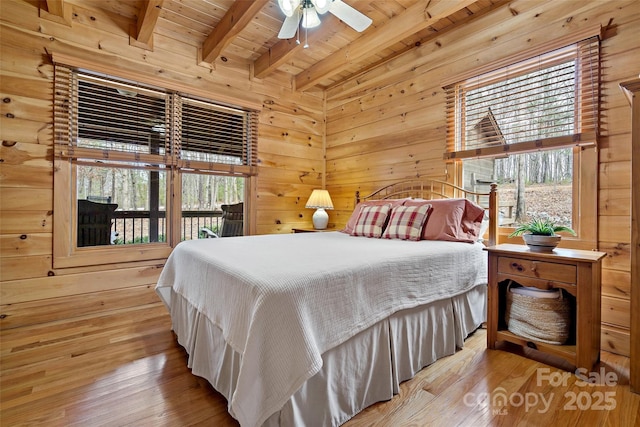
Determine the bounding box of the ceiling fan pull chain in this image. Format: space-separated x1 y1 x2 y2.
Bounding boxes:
296 8 301 45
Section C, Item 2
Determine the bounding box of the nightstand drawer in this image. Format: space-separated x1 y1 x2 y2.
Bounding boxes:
498 256 576 284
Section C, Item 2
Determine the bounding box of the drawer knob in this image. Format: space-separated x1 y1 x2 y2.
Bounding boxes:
511 262 524 272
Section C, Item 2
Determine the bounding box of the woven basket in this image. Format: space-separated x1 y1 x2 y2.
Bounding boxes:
505 281 572 345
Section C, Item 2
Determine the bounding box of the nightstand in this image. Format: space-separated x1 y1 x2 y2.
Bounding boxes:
292 227 337 233
485 244 606 372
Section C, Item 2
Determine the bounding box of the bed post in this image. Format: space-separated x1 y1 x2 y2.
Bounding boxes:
488 183 498 247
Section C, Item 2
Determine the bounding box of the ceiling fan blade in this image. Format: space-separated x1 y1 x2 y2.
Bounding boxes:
278 12 301 39
328 0 372 32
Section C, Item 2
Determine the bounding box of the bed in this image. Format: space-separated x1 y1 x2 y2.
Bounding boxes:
156 179 498 427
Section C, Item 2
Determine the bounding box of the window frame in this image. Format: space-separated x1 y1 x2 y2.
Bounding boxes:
443 33 601 249
53 63 258 269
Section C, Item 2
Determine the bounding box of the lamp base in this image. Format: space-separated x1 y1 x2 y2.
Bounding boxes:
312 208 329 230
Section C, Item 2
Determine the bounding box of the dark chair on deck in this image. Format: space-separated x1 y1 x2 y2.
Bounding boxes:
77 199 118 246
200 202 244 238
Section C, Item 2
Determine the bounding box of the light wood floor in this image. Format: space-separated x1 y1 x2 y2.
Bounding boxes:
1 301 638 426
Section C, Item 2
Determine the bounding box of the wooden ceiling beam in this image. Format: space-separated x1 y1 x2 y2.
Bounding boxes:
43 0 72 25
201 0 271 64
254 17 346 80
254 38 303 79
295 0 479 91
46 0 65 17
135 0 163 45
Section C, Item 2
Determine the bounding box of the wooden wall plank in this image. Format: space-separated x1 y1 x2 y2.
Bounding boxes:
0 142 53 168
601 325 630 356
0 188 52 210
602 269 631 299
600 161 632 190
0 211 53 234
599 188 632 217
0 93 52 123
0 164 54 188
0 73 52 99
0 264 163 305
600 242 631 272
0 116 52 145
0 254 53 281
0 233 52 258
599 215 632 244
0 284 161 329
602 296 631 329
600 135 632 163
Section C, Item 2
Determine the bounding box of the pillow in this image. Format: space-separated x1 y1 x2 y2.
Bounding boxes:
405 198 484 242
382 204 432 241
351 204 392 238
341 198 408 234
460 199 486 241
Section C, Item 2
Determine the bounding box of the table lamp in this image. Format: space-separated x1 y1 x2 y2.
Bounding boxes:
305 189 334 229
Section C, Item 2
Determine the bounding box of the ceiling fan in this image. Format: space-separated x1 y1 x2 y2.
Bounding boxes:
277 0 372 45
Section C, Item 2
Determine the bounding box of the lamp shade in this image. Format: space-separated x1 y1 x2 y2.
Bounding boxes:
301 7 321 28
306 189 333 229
305 189 334 209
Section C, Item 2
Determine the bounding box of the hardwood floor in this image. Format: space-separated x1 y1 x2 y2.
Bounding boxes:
1 301 638 426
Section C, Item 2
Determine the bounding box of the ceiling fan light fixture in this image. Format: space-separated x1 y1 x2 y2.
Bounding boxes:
301 7 321 29
277 0 371 41
310 0 332 14
277 0 301 18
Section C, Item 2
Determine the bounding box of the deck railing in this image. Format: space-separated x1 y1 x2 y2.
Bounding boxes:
111 210 223 244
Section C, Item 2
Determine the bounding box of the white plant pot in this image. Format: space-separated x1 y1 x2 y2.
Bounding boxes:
522 233 561 252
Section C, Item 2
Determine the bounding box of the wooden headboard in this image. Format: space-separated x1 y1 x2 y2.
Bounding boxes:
356 179 498 246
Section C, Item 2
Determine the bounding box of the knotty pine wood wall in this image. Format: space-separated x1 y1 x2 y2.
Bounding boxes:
0 0 324 327
325 0 639 357
0 0 637 359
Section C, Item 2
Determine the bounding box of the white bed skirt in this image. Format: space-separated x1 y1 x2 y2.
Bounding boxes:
168 285 486 427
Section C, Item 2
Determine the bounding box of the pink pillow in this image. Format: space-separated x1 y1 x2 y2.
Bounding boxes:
342 198 408 234
351 204 391 238
382 204 432 241
405 198 484 242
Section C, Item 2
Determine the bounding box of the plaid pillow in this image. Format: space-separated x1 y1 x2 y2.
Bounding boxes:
351 204 392 238
382 204 432 241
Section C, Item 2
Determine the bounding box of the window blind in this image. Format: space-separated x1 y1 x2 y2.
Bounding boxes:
54 66 258 169
76 74 168 155
180 97 257 166
444 36 599 161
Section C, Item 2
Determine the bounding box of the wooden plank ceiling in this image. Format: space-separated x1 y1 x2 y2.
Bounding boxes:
45 0 508 92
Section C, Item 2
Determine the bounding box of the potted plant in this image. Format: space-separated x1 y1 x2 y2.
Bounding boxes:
509 218 576 252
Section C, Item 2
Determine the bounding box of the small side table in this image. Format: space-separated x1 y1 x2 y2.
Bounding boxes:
485 243 606 372
292 227 337 233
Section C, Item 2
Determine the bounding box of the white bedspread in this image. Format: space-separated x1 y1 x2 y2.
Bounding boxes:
156 232 487 427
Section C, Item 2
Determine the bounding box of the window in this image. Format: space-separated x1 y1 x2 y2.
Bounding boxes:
53 66 257 267
444 36 600 247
